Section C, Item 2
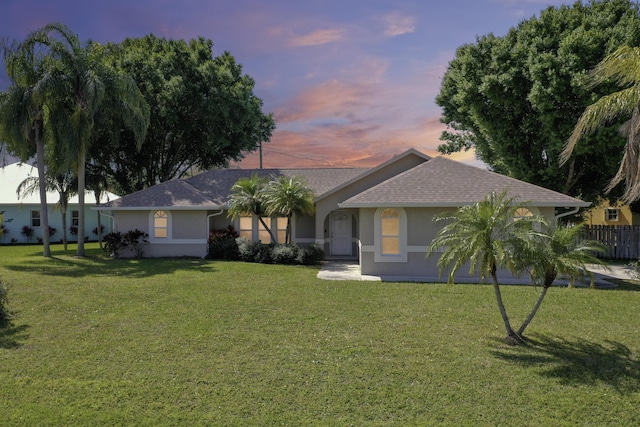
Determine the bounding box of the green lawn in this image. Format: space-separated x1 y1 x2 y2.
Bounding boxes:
1 244 639 426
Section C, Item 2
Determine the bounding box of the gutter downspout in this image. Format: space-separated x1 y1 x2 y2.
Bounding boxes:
204 209 225 258
100 211 116 232
555 206 580 223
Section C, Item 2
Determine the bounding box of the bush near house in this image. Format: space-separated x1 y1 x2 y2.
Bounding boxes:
20 225 34 242
234 238 324 265
103 229 149 258
207 226 240 260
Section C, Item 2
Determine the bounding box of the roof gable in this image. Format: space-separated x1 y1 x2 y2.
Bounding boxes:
339 156 590 208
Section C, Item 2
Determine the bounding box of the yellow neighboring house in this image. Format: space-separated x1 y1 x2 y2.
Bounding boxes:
584 199 640 226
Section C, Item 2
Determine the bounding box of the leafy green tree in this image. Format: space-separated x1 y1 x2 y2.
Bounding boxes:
91 35 275 194
32 23 148 256
227 174 275 242
263 176 315 244
16 170 77 250
427 192 540 342
0 35 53 256
562 46 640 203
514 224 608 336
436 0 640 203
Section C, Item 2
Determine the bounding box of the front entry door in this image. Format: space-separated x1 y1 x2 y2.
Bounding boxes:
330 211 352 256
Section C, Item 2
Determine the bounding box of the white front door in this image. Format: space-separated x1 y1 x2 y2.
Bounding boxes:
330 211 352 256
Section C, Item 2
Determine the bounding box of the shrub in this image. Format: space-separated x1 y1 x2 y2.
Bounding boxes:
103 231 125 257
103 229 149 258
122 229 149 258
0 278 11 323
92 224 105 236
271 244 299 265
297 245 325 265
207 226 240 260
21 225 34 242
69 225 78 236
235 240 324 265
237 239 273 264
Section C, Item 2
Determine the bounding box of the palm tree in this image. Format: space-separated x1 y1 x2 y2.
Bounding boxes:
26 23 148 256
263 176 315 244
515 224 608 337
16 170 77 250
427 192 541 342
0 38 52 256
561 45 640 203
227 174 275 242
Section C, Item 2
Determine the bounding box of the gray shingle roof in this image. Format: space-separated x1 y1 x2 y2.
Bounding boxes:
339 156 590 208
99 167 366 210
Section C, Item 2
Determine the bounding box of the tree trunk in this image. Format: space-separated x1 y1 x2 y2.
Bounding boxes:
35 120 51 257
517 286 549 336
258 216 276 243
95 192 103 249
491 270 519 342
76 153 86 257
61 205 68 251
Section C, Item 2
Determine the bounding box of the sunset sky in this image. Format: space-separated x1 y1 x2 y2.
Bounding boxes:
0 0 570 169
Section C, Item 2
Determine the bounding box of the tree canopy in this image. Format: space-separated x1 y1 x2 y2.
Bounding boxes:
436 0 640 204
91 35 276 194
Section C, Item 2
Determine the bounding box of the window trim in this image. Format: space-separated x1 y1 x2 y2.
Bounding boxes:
31 210 41 227
605 208 620 222
150 210 171 240
374 207 407 263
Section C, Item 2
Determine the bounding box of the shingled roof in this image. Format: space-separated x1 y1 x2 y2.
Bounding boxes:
339 156 589 208
99 167 366 210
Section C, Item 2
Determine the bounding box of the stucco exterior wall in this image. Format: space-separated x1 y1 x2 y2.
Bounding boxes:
359 205 558 280
315 154 428 246
0 203 114 244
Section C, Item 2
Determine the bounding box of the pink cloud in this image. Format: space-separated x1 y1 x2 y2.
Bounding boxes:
288 28 346 47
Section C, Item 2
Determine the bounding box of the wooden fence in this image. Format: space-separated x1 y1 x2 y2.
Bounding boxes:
582 225 640 260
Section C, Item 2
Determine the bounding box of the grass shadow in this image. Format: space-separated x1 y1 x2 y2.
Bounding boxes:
4 247 219 279
0 318 29 349
491 333 640 393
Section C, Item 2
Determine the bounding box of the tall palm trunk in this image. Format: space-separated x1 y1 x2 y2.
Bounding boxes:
517 285 550 337
60 201 68 250
76 153 86 256
490 268 518 341
258 217 276 243
35 118 51 257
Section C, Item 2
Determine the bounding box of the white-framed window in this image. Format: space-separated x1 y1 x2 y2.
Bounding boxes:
381 208 400 255
374 207 407 262
605 208 620 222
71 210 79 226
152 210 169 238
31 210 41 227
276 217 287 243
239 215 288 244
239 215 253 240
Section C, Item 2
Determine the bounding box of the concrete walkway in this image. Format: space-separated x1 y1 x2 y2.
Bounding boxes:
317 260 635 286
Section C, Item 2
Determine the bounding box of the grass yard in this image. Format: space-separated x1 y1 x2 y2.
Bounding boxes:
1 243 639 425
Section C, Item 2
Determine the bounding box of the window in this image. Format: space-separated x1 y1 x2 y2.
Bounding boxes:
31 210 41 227
513 207 533 221
71 210 79 226
374 207 407 262
153 211 168 238
276 217 287 243
381 208 400 255
239 215 253 240
605 208 620 222
259 217 272 243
